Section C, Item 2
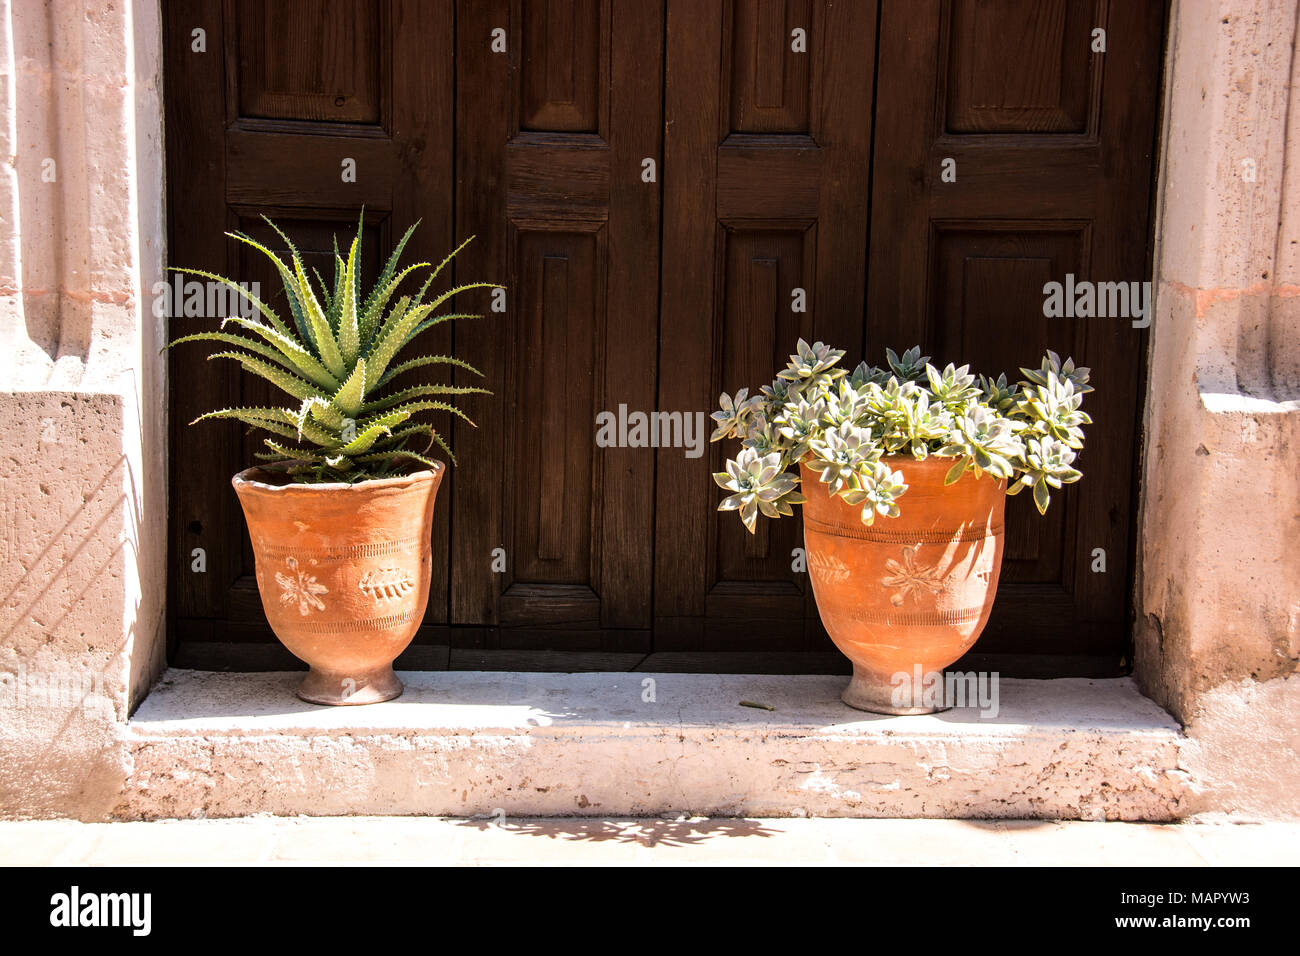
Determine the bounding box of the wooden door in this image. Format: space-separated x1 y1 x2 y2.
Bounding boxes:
448 0 663 663
655 0 877 659
867 0 1165 674
165 1 1165 675
164 0 457 659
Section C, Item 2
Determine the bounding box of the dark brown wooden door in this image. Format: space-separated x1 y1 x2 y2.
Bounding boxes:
867 0 1165 674
448 0 663 665
165 0 1165 675
655 0 877 661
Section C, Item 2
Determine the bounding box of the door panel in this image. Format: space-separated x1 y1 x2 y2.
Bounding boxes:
868 0 1164 668
451 0 662 649
729 0 813 133
234 0 385 124
945 0 1093 133
656 0 876 649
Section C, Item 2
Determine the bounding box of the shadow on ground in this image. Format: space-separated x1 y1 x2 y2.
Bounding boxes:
454 816 783 847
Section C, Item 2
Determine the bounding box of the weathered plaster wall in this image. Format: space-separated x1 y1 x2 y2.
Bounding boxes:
0 0 166 817
1135 0 1300 818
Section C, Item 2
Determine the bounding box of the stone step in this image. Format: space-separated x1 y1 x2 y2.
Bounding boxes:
122 670 1191 821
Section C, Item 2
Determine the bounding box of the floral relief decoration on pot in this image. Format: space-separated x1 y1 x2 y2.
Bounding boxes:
881 544 946 607
275 556 329 616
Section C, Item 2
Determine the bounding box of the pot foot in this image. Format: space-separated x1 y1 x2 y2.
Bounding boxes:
841 667 951 715
297 666 403 706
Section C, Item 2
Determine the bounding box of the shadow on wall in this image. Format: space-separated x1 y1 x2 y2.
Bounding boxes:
0 392 133 817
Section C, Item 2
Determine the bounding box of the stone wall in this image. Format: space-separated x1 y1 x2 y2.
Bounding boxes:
1134 0 1300 818
0 0 166 816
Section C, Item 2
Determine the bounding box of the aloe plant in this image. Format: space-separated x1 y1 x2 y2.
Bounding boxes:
167 214 497 482
712 341 1093 532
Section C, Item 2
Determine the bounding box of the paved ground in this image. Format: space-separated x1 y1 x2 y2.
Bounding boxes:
2 816 1296 865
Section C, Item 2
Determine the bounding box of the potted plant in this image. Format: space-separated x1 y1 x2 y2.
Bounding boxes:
711 341 1091 714
169 215 496 704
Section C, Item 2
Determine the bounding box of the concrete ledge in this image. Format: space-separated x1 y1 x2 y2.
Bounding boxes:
120 670 1191 821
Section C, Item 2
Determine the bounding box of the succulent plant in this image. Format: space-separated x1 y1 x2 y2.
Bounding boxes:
167 214 498 483
710 388 758 441
839 460 909 525
1011 435 1084 513
1017 370 1091 449
938 405 1022 484
1022 350 1093 396
711 338 1094 531
925 362 981 409
807 421 882 495
714 448 807 533
773 395 827 461
778 339 848 385
978 372 1021 414
740 410 780 457
884 345 929 382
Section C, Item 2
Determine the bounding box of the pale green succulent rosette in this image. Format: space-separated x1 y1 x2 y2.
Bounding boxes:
711 340 1092 533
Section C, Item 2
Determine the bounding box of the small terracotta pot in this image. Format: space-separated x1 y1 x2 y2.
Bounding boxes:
232 464 443 705
800 456 1005 715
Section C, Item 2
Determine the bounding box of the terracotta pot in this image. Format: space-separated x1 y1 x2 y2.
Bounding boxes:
232 464 443 705
799 456 1005 714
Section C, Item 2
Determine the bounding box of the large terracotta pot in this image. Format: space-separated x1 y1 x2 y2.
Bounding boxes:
232 464 443 705
800 456 1005 714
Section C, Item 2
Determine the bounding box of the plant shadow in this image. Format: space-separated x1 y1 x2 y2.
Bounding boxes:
453 816 783 848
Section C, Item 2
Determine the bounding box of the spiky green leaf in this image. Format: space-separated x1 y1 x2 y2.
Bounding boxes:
358 399 474 432
375 353 484 388
207 351 322 402
338 236 360 365
359 262 431 352
226 231 314 350
359 384 490 415
333 358 367 417
217 316 339 390
168 266 291 340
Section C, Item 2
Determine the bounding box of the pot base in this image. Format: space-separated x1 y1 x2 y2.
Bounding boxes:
296 666 404 706
841 668 952 716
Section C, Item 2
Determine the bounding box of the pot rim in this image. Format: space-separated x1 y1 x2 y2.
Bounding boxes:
877 452 958 469
797 453 1008 495
231 462 442 495
798 452 959 465
799 453 982 474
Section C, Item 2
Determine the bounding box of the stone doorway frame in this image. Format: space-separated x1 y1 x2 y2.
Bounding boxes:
0 0 1296 819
